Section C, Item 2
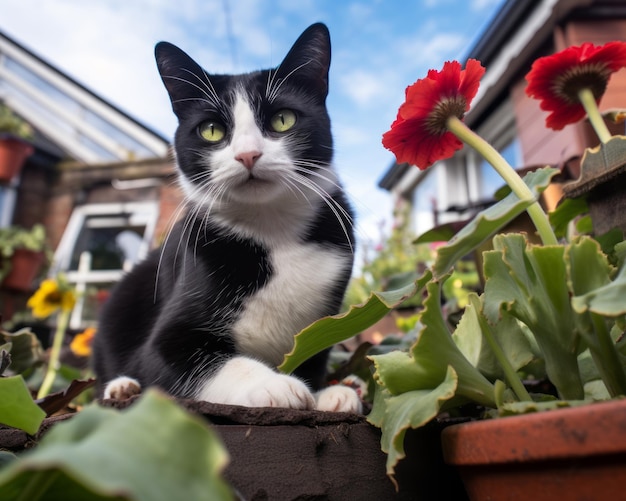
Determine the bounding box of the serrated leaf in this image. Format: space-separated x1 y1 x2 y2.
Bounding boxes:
279 270 432 374
414 221 465 244
0 390 232 501
370 280 496 406
572 268 626 316
548 196 589 238
453 298 534 381
498 399 587 416
483 234 584 400
369 366 458 482
0 375 46 434
433 167 559 278
0 328 44 374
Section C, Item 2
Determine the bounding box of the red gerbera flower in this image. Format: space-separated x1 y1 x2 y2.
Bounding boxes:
382 59 485 169
525 41 626 130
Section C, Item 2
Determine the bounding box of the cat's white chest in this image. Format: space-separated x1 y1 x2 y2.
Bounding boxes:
231 241 348 366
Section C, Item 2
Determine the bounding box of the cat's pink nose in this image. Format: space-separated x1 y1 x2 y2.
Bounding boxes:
236 151 262 170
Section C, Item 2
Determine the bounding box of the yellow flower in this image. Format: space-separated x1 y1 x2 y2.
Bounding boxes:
70 327 96 357
27 278 76 319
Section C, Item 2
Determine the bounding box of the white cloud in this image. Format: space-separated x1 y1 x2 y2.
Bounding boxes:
471 0 501 11
338 69 388 108
2 0 506 269
399 31 468 68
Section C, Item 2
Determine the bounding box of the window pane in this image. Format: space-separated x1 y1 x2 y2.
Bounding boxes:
412 170 437 234
69 215 145 271
478 136 521 199
79 282 115 325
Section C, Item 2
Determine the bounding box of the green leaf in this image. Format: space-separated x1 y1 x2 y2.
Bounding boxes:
414 222 463 244
548 196 589 238
498 399 587 416
453 298 534 381
0 375 46 434
483 234 584 400
369 366 459 482
370 280 496 406
572 250 626 317
0 390 233 501
0 328 44 374
433 167 559 278
279 270 432 374
576 215 594 234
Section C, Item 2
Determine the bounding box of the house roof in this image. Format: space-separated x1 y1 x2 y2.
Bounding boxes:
0 30 169 164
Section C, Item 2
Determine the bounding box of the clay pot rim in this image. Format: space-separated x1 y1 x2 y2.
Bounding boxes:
441 398 626 465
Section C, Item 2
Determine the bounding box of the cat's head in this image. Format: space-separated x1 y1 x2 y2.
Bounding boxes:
155 23 336 211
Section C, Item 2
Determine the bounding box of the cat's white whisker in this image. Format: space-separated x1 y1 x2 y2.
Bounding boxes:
286 172 355 252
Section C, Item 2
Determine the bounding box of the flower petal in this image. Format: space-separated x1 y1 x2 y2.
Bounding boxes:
382 59 484 168
525 41 626 129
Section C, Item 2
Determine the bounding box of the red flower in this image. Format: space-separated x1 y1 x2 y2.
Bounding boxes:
525 41 626 130
382 59 485 169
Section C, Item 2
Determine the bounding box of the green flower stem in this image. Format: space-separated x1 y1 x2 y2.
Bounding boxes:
37 309 71 399
447 116 558 246
589 312 626 397
578 87 612 144
469 295 532 402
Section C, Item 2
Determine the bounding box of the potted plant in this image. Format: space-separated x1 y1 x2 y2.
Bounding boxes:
0 104 34 183
3 42 626 501
0 224 48 291
279 41 626 499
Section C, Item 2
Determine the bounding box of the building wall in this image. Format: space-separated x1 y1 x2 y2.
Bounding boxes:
513 19 626 168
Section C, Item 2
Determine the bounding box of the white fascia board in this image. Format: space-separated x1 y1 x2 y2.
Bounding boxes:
0 36 168 157
467 0 591 125
6 95 103 163
1 67 135 161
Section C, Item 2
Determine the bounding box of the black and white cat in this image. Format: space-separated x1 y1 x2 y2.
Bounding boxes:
92 23 361 413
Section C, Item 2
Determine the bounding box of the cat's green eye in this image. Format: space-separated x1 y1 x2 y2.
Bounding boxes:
199 121 226 142
270 109 297 133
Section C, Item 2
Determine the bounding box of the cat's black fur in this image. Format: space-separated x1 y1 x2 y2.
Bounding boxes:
92 24 355 404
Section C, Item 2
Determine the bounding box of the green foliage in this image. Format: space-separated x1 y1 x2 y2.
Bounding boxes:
343 204 433 309
0 224 49 282
283 164 626 480
1 328 45 375
432 167 558 278
0 376 46 434
0 328 46 434
0 390 233 501
0 224 47 257
280 271 432 374
0 104 34 140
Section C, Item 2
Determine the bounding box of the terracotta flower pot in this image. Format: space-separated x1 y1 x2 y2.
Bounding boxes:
441 399 626 501
1 249 45 291
0 137 33 183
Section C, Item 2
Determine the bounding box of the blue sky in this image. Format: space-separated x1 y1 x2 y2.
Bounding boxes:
2 0 505 262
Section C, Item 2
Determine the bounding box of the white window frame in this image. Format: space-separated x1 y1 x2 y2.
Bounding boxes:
51 202 158 328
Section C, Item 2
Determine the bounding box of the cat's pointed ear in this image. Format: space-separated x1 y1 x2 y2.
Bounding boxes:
276 23 331 100
155 42 207 117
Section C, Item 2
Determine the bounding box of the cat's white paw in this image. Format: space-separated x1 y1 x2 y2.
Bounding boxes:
196 357 315 410
103 376 142 400
315 385 362 413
